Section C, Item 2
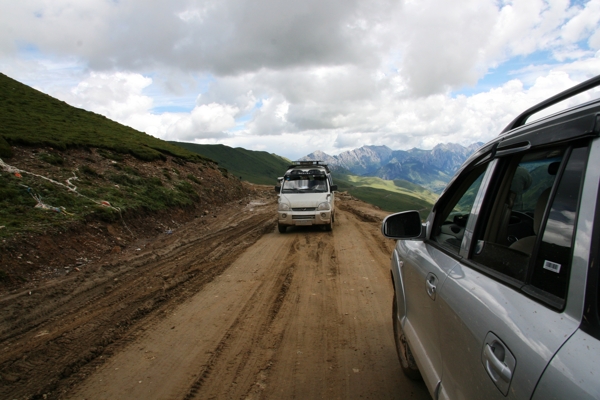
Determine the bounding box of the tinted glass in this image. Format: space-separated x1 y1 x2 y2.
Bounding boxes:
531 147 587 301
471 149 564 282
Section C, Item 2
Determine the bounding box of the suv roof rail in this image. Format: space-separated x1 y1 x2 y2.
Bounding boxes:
501 74 600 134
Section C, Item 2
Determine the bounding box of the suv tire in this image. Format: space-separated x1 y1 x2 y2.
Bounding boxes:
393 292 421 380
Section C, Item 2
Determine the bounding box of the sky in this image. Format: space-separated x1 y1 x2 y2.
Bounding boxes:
1 0 600 160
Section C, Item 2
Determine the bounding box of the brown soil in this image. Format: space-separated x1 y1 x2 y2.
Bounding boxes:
1 185 430 399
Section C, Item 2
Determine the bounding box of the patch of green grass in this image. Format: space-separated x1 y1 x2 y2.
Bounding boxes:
187 174 201 184
121 165 141 176
80 165 101 178
98 149 124 161
0 168 203 238
38 152 64 166
172 142 290 185
0 135 14 158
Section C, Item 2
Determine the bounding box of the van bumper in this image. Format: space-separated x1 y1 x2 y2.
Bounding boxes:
278 211 332 227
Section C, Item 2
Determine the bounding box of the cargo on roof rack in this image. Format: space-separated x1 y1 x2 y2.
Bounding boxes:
286 160 330 173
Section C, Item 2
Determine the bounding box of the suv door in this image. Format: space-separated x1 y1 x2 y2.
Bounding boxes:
434 141 590 399
397 161 490 395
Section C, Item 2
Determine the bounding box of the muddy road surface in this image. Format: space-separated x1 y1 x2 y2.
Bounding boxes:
1 190 429 400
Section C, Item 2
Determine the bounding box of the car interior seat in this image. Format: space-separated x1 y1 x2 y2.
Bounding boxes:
509 187 551 256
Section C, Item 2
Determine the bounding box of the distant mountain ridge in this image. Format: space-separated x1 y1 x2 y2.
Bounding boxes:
301 143 483 193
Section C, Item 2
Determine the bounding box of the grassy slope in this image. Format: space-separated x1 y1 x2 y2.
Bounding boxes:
171 142 291 185
0 73 232 239
0 73 206 162
334 173 436 213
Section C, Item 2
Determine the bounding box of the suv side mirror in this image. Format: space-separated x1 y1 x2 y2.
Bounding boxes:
381 211 423 239
330 185 338 191
274 186 281 193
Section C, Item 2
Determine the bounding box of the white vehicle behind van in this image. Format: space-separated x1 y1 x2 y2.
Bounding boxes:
274 161 337 233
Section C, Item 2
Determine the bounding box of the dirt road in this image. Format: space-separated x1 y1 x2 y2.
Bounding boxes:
0 190 429 399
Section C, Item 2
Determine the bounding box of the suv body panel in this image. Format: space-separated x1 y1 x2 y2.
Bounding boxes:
382 76 600 399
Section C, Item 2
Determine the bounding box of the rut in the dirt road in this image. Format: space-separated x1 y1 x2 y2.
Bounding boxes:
181 236 300 400
0 198 277 400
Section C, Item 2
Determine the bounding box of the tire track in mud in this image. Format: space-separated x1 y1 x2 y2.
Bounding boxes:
0 200 277 400
337 202 395 260
181 233 302 400
244 231 342 399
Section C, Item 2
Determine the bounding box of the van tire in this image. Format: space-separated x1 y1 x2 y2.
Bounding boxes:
325 223 332 232
278 224 287 234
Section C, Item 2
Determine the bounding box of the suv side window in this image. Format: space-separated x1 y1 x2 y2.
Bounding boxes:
527 146 588 305
431 164 487 254
471 149 564 281
471 144 588 308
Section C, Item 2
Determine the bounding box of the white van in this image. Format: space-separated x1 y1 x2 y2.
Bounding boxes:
274 161 338 233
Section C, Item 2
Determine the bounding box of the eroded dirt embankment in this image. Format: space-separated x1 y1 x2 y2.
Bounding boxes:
1 192 430 400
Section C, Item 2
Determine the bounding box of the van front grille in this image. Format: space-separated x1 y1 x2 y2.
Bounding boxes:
292 215 315 220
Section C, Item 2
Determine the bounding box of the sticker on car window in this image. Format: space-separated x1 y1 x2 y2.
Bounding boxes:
543 260 562 273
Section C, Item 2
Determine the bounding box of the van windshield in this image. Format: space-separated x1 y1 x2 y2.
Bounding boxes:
282 175 328 193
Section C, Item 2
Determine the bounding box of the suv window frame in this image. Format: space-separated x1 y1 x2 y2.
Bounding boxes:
427 138 590 311
428 162 490 257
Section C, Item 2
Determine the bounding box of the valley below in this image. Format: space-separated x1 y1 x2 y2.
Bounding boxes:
0 187 430 400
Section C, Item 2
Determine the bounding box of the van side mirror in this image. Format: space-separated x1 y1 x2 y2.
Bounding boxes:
330 185 338 191
274 186 281 193
381 211 423 239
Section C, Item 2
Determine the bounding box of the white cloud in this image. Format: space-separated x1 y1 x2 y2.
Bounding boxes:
1 0 600 160
167 103 238 140
64 72 153 121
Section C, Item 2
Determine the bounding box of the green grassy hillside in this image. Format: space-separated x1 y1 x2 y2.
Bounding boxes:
333 173 436 213
171 142 291 185
0 73 206 162
0 74 244 239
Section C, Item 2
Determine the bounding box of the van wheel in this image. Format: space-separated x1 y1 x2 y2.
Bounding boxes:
393 292 421 380
278 224 286 233
324 223 332 232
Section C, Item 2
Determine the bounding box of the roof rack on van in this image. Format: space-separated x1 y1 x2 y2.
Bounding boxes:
501 74 600 134
287 160 331 173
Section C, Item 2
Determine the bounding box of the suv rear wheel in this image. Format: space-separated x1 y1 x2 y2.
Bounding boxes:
393 292 421 380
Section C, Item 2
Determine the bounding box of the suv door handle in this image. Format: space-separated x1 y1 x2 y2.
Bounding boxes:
483 344 512 382
482 332 516 396
425 273 437 300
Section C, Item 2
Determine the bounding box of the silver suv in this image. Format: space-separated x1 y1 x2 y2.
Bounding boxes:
381 75 600 399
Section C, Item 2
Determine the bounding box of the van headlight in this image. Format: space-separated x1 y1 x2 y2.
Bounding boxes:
317 202 331 211
279 202 290 211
